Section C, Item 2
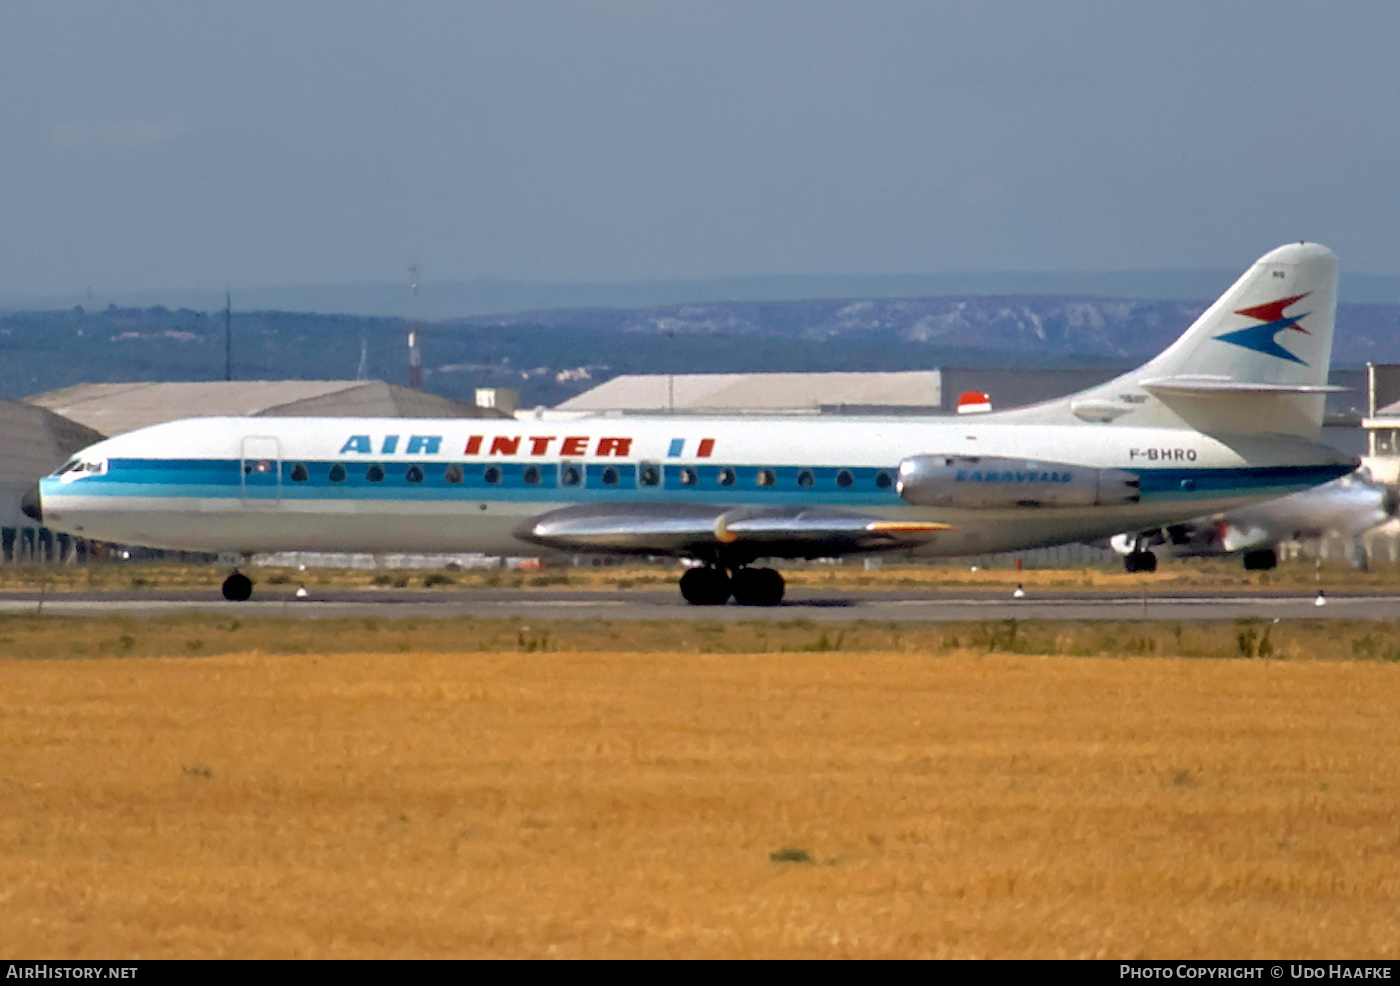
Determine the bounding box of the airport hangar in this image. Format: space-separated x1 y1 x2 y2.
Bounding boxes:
3 380 509 565
0 399 104 565
546 367 1368 460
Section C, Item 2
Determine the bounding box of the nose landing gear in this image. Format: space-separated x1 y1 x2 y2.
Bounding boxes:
221 571 253 602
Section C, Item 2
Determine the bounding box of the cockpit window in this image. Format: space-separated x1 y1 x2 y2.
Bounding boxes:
56 457 107 482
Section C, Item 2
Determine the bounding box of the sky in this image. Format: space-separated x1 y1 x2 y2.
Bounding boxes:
3 0 1400 301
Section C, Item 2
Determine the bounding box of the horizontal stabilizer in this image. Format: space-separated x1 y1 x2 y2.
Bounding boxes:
1140 376 1349 395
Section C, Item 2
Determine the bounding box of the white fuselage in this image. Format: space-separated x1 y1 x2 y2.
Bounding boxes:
38 413 1356 558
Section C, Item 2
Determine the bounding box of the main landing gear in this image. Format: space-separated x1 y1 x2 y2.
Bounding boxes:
1242 548 1278 571
221 571 253 602
679 565 785 607
1123 549 1157 574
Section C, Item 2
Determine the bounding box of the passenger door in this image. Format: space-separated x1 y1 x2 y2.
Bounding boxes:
240 436 282 507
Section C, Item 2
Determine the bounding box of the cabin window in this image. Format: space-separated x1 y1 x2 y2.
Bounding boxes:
561 464 581 486
679 468 698 486
524 465 541 485
601 466 620 486
484 466 502 485
444 465 463 484
367 465 385 483
329 463 347 483
290 464 309 483
797 470 814 488
836 469 853 488
639 463 660 487
875 471 893 489
756 469 776 487
406 465 424 484
718 468 736 487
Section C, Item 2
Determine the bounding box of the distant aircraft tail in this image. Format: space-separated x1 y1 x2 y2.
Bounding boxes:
1011 242 1340 437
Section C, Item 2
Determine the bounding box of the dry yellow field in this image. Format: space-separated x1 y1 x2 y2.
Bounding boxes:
5 644 1400 958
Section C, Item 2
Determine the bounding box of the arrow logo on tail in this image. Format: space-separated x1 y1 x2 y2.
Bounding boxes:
1213 292 1312 365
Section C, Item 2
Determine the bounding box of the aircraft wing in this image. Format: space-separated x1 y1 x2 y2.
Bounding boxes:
515 502 951 559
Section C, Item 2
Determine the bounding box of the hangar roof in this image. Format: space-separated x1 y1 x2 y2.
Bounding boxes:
25 380 507 437
555 371 943 414
1368 397 1400 420
0 399 105 528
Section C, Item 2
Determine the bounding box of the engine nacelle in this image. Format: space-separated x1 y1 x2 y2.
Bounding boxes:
896 455 1140 509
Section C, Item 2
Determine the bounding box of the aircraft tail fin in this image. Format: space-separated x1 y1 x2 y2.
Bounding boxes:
1038 242 1341 437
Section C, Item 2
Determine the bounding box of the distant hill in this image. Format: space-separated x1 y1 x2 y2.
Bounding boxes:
9 269 1400 319
2 295 1395 411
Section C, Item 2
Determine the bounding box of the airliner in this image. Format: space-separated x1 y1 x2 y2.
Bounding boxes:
1111 467 1397 571
24 242 1356 605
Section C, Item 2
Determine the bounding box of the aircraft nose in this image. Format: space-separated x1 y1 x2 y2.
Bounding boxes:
20 483 42 523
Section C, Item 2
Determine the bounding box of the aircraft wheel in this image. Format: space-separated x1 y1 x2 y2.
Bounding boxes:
1242 548 1277 571
679 566 731 606
1125 551 1157 574
731 567 785 607
221 572 254 602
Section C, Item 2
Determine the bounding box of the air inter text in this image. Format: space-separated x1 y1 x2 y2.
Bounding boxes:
337 435 718 458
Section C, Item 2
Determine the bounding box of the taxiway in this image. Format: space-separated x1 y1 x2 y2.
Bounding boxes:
1 587 1395 621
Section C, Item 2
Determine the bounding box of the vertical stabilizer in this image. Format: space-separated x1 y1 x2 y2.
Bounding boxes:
1021 243 1340 437
1137 242 1337 389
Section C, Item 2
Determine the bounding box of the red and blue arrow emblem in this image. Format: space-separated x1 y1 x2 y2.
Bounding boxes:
1213 292 1312 365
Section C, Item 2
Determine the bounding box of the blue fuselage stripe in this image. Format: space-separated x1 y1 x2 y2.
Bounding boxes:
46 457 1353 507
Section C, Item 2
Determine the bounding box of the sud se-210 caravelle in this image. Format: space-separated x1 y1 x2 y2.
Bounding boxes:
25 242 1356 605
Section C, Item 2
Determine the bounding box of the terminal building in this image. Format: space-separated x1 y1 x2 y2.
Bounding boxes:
1362 363 1400 484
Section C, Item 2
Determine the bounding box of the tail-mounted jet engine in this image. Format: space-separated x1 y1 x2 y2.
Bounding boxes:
897 455 1140 509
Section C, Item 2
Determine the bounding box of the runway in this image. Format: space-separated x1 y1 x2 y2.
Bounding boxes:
2 586 1398 621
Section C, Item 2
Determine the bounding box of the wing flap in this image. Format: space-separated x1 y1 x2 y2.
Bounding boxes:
517 502 952 558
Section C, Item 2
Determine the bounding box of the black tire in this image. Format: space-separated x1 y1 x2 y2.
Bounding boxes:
731 567 786 607
679 567 731 606
221 572 253 602
1242 548 1277 571
1125 551 1157 574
